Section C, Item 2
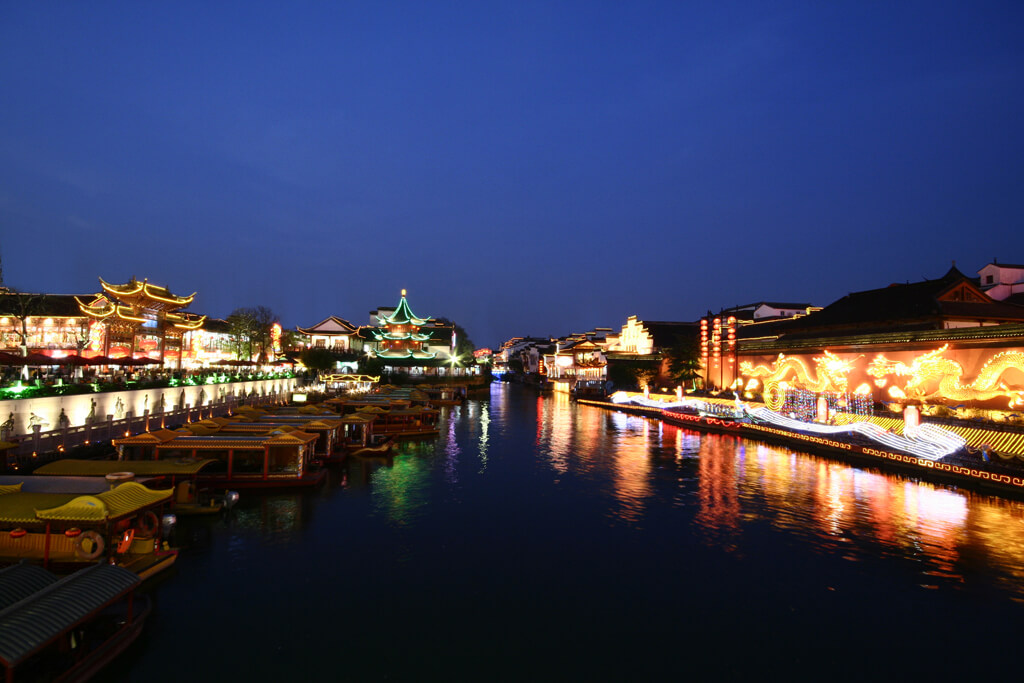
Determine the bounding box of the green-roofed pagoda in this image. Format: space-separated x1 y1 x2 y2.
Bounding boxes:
372 290 437 360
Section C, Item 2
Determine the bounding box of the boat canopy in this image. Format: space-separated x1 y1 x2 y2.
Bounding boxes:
0 563 56 612
0 563 139 668
35 458 218 477
0 482 171 525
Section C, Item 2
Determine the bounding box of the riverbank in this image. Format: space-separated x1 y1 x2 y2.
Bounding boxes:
579 395 1024 500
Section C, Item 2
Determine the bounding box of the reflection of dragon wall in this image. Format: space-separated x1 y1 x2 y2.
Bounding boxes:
740 351 858 411
868 345 1024 408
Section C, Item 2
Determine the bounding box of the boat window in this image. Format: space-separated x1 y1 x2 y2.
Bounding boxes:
233 450 264 474
267 446 300 474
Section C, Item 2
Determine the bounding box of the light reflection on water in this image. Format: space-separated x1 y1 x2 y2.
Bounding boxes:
105 385 1024 682
558 404 1024 602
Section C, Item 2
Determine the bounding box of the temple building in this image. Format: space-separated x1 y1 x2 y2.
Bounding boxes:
76 277 205 366
369 290 445 361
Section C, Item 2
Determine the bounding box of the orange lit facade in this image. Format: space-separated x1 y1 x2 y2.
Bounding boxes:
75 278 205 366
726 267 1024 417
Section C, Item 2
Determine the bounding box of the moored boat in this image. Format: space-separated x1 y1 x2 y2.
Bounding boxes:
0 481 177 579
112 430 326 490
31 459 239 516
0 562 151 682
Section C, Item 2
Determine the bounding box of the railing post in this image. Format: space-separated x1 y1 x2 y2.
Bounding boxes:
31 424 41 454
106 415 114 441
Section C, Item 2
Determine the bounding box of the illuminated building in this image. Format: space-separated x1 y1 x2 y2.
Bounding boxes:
370 289 441 361
296 316 364 353
732 266 1024 413
76 277 205 366
493 337 551 376
0 292 91 357
543 337 608 395
606 316 698 387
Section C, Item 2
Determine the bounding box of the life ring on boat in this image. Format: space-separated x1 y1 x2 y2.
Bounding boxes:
134 511 159 538
9 528 27 539
74 530 105 560
105 471 135 486
117 528 135 554
64 527 82 538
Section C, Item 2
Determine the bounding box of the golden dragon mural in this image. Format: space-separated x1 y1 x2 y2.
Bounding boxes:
739 351 859 411
868 344 1024 409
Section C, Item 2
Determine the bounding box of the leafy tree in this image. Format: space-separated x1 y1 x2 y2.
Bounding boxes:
607 359 659 391
226 308 256 360
299 347 339 373
434 318 476 359
225 306 280 361
664 333 703 389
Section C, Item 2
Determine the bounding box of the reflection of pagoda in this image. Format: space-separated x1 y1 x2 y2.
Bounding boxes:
372 290 436 360
75 277 205 366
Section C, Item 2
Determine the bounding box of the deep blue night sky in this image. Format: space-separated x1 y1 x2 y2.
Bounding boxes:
2 2 1022 347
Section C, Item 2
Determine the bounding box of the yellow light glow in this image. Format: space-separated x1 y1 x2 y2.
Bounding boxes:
854 383 872 395
888 386 907 399
869 345 1024 407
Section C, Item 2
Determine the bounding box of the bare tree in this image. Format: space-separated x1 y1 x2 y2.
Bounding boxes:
226 308 257 360
0 289 48 379
250 305 277 362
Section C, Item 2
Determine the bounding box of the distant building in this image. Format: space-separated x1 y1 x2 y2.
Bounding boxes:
716 301 816 323
979 260 1024 305
605 316 699 388
296 316 363 353
543 338 608 395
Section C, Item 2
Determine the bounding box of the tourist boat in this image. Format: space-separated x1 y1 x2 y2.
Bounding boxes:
216 414 345 463
0 562 151 682
30 458 239 515
366 405 441 439
111 430 326 490
0 480 177 579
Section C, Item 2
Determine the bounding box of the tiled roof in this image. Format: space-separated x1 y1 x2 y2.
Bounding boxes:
777 267 1024 335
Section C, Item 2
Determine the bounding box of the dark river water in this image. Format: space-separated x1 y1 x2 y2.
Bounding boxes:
101 384 1024 681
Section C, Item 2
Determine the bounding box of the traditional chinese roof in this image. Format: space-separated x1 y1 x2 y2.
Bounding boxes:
379 290 430 326
75 294 206 328
0 482 170 525
36 482 171 522
99 277 195 310
296 316 360 336
743 267 1024 342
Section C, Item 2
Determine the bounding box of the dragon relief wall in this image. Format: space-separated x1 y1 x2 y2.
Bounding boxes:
738 345 1024 413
